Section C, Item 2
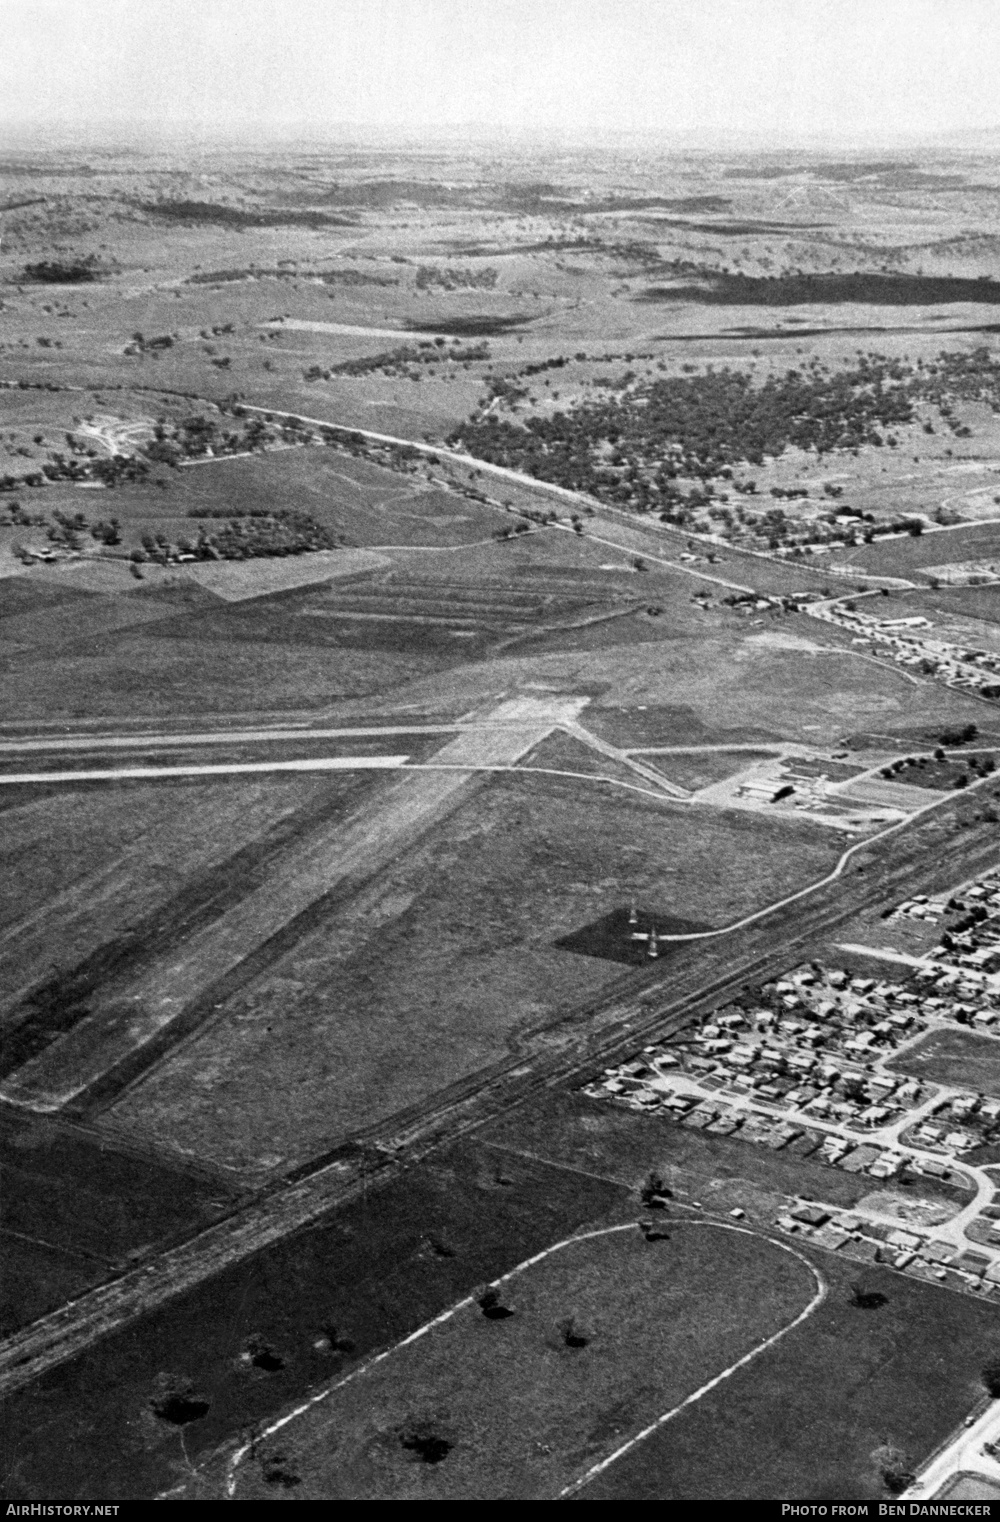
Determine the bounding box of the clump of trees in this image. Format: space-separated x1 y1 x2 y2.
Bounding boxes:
637 271 1000 308
23 257 101 284
137 199 357 230
187 508 344 559
415 264 498 291
452 357 919 497
308 339 490 382
940 723 979 746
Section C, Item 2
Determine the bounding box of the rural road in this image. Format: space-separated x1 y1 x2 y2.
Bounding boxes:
904 1397 1000 1501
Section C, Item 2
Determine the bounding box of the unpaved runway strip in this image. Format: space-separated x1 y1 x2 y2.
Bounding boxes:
0 697 585 1113
0 757 409 785
0 725 458 753
0 717 575 754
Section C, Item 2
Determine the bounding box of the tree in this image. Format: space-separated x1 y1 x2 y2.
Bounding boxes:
849 1281 887 1310
872 1444 914 1496
640 1171 671 1205
556 1316 590 1348
477 1287 514 1321
91 517 121 546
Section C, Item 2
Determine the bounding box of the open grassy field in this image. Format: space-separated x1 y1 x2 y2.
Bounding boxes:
287 597 993 762
10 548 391 603
0 1143 627 1501
0 583 215 649
2 704 567 1113
629 749 779 791
226 1220 818 1500
0 766 407 1047
0 514 640 727
567 623 988 748
831 521 1000 579
482 1090 971 1231
7 1091 988 1500
0 1235 110 1338
106 770 843 1172
515 729 653 790
4 443 506 557
889 1028 1000 1095
574 704 781 749
0 1112 236 1335
581 1241 997 1500
470 1093 998 1499
0 611 456 722
912 584 1000 628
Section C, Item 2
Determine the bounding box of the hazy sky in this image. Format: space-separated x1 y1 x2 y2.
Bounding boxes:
3 0 1000 145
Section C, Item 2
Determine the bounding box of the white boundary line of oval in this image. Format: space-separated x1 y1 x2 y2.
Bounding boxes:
218 1217 827 1500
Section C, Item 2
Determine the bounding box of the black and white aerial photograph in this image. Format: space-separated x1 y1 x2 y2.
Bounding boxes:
7 0 1000 1504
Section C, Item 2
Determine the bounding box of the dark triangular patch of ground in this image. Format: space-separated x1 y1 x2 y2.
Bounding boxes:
556 906 713 965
